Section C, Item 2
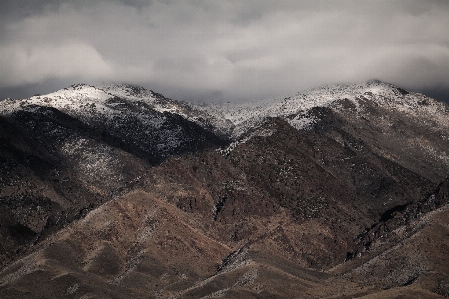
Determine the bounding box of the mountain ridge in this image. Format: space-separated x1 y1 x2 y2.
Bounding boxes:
1 80 449 298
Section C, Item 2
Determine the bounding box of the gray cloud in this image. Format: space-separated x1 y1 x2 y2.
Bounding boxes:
1 0 448 103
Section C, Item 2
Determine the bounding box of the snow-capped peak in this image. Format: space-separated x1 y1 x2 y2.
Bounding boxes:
187 80 447 139
1 83 186 119
1 80 446 142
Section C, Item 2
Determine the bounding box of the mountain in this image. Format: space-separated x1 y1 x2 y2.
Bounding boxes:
192 80 449 181
0 83 226 268
1 81 449 298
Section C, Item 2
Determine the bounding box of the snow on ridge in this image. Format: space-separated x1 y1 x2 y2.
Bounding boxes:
0 83 184 121
1 84 110 116
95 83 157 101
2 80 446 141
94 83 203 121
189 80 395 137
188 80 448 138
0 83 225 162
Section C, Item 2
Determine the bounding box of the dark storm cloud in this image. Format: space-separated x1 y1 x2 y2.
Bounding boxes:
1 0 449 102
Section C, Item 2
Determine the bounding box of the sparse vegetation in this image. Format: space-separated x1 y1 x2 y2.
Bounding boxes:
1 81 449 298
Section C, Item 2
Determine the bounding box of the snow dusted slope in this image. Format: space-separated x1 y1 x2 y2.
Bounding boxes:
0 83 226 164
2 80 447 142
329 80 449 127
189 81 373 138
187 80 449 182
2 83 179 121
189 80 449 139
2 80 447 156
325 81 449 182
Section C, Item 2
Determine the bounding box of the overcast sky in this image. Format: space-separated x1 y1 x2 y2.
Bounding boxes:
1 0 448 103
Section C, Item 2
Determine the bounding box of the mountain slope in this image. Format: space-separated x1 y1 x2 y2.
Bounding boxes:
190 80 449 181
1 80 449 298
0 191 231 299
0 107 150 267
0 84 226 267
1 83 227 163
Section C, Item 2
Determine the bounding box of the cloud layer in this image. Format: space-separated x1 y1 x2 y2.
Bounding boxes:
1 0 449 102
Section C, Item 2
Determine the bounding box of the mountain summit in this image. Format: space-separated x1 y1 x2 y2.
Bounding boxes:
1 81 449 298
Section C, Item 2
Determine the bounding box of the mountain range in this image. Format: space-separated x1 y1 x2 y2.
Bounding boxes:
1 80 449 298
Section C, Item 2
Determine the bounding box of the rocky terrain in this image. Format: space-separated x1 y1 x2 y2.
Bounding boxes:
0 80 449 298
